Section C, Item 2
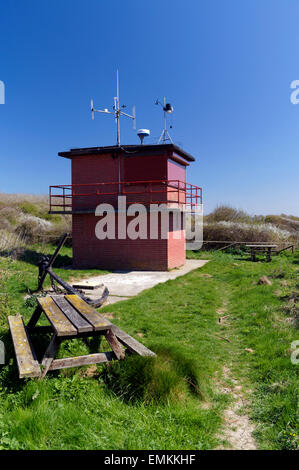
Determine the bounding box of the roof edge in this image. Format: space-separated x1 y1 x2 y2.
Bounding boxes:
58 144 195 162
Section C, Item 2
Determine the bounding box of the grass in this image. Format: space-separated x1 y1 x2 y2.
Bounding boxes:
0 245 298 449
188 249 299 449
0 193 71 249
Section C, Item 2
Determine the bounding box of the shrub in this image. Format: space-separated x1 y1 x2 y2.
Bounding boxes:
203 220 294 243
265 215 299 234
0 207 19 230
205 205 250 223
17 202 40 218
200 205 299 246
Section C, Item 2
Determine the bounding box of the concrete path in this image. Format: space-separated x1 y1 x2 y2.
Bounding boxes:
73 260 209 305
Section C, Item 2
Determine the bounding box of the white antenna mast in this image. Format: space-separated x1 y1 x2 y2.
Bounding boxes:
91 70 136 146
155 97 174 144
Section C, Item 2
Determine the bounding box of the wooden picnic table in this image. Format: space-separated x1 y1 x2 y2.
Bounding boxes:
245 244 278 262
8 294 155 379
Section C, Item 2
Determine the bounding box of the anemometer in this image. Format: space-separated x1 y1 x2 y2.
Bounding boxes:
91 71 174 146
91 70 136 147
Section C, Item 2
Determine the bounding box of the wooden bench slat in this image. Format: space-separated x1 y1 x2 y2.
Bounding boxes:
112 325 156 357
51 296 93 333
8 315 41 378
37 297 77 336
48 351 116 370
65 295 112 331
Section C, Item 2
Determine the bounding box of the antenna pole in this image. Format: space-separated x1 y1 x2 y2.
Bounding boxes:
116 70 120 146
91 70 136 147
116 70 121 193
117 69 119 100
163 97 167 143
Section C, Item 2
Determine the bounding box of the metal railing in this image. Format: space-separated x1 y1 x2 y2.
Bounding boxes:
49 180 202 212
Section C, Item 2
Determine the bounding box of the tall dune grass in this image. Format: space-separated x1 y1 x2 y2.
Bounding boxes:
202 205 299 246
0 193 71 250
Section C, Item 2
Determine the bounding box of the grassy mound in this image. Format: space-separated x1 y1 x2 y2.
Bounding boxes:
102 345 201 404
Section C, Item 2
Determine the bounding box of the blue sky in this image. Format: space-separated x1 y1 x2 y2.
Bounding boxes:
0 0 298 215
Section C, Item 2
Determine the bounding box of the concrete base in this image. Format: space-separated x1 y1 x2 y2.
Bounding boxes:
73 260 209 305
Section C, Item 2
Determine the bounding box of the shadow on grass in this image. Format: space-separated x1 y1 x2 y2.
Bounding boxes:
0 247 73 269
22 249 72 269
235 255 273 263
0 331 28 393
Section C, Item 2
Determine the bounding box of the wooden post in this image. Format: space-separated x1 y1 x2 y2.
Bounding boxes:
266 247 271 262
27 305 43 331
40 334 61 378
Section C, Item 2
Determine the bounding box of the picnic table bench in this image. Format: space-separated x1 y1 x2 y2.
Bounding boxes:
8 294 155 379
245 244 278 262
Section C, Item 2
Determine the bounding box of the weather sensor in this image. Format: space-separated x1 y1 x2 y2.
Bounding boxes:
155 97 174 144
137 129 150 144
91 70 136 146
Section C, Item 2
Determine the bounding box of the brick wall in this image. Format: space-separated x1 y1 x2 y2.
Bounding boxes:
72 211 185 271
70 149 187 271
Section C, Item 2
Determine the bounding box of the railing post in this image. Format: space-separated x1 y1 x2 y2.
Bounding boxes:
185 181 187 206
72 186 74 212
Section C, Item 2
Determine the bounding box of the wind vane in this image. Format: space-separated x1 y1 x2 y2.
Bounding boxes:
155 97 174 144
91 70 136 146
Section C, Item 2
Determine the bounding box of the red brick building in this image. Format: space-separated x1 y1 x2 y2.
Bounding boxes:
49 144 201 270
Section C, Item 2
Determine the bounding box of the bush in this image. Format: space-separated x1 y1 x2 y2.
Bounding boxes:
205 205 250 223
203 221 291 243
200 205 299 246
17 202 40 217
265 215 299 234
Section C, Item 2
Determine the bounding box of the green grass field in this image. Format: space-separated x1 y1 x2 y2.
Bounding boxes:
0 245 298 450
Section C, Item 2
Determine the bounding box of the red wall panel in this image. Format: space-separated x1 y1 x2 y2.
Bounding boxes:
70 149 188 270
72 212 186 271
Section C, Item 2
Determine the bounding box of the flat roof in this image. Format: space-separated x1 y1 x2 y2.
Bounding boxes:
58 143 195 162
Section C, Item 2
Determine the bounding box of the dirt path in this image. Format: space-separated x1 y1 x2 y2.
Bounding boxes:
216 301 257 450
217 366 257 450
